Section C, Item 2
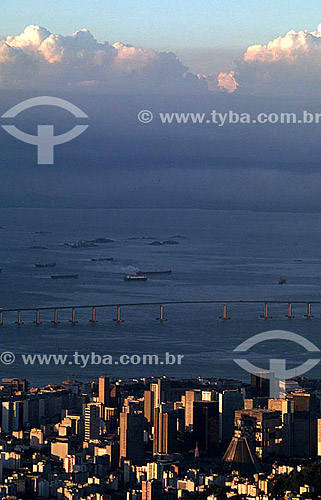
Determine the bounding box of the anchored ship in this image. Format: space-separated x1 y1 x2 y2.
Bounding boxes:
51 274 79 280
91 257 114 262
124 275 147 282
35 262 56 268
136 269 171 275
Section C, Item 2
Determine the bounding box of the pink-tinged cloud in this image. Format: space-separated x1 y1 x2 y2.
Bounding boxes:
0 25 204 93
218 23 321 97
217 71 238 93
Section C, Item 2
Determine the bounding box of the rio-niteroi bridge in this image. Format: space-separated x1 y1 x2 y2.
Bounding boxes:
0 300 319 326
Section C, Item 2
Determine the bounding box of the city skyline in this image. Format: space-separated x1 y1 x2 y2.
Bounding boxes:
0 373 318 498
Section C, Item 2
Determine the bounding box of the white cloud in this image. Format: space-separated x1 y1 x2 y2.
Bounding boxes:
6 25 51 52
0 25 203 93
218 23 321 97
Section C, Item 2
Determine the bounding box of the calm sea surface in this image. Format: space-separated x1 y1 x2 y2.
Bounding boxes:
0 208 320 385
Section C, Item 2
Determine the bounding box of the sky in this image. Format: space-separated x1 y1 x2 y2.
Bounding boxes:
2 1 321 210
3 0 321 55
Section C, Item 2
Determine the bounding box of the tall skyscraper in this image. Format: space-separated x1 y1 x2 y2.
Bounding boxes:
157 378 171 407
150 383 159 409
149 378 171 411
286 391 317 458
98 376 110 406
185 390 201 431
119 412 145 465
104 406 118 431
2 401 13 433
13 401 24 431
110 383 120 408
144 390 155 424
251 372 271 398
193 401 219 455
84 403 101 441
142 479 162 500
318 419 321 457
219 390 244 443
268 398 294 457
153 406 177 455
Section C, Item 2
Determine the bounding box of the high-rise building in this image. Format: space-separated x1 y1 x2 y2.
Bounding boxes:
98 376 110 406
51 440 70 460
149 378 171 411
84 403 101 441
157 378 171 407
144 390 155 424
185 390 201 431
147 462 163 481
111 384 120 406
1 378 29 395
286 391 317 458
63 455 76 473
30 428 44 449
153 406 177 455
251 372 273 398
244 397 269 410
105 441 120 470
219 390 244 443
142 479 162 500
2 402 13 433
202 390 215 401
268 398 294 457
318 418 321 457
193 401 219 455
104 406 118 431
12 401 24 431
150 383 159 409
234 408 282 460
119 412 145 465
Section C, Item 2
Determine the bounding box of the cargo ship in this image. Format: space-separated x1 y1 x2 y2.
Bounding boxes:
278 277 286 284
124 275 147 282
91 257 113 262
35 262 56 268
136 269 171 275
51 274 79 280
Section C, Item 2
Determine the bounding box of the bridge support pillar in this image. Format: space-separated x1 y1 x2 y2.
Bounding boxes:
52 309 60 324
261 302 272 319
113 306 124 323
304 303 313 319
286 303 294 319
90 306 98 323
70 308 78 324
15 310 23 325
34 310 42 325
219 304 231 320
156 305 167 322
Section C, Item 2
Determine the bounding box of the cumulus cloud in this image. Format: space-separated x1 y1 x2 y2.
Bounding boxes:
218 23 321 98
5 23 321 98
0 25 204 93
217 71 238 93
